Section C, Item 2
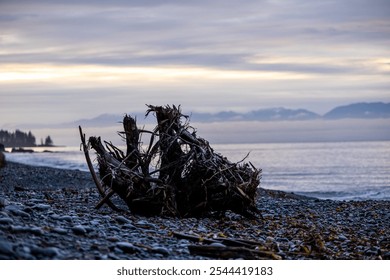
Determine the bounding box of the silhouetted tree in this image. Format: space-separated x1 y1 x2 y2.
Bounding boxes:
44 135 53 146
0 129 37 147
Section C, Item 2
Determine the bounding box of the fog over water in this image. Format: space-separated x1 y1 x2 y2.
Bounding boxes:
11 118 390 147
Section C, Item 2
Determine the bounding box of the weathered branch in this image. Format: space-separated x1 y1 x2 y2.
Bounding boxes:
188 245 282 260
78 126 121 212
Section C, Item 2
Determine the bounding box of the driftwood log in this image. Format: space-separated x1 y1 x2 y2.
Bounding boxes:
80 105 261 217
172 231 281 260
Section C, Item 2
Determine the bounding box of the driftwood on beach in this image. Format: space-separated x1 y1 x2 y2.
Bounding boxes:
79 105 261 217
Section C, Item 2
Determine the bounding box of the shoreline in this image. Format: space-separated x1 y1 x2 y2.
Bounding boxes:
1 162 389 260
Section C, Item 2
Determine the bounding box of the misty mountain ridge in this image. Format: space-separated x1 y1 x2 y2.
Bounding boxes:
190 108 320 122
69 102 390 127
323 102 390 119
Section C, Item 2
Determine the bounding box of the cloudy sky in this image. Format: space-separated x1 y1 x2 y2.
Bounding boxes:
1 0 389 127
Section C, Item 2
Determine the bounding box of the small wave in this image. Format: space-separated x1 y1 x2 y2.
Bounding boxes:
295 188 390 201
6 151 89 172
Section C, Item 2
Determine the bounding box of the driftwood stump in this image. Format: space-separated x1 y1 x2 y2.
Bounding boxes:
80 105 261 217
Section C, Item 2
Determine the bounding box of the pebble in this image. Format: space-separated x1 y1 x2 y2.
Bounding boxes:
52 227 68 234
32 204 51 211
383 252 390 260
338 234 348 241
0 240 14 255
90 219 101 226
106 236 120 242
0 217 13 225
209 242 226 247
71 225 87 235
122 224 137 230
59 215 73 222
108 226 121 232
8 209 31 219
116 242 140 254
31 246 61 258
136 220 155 229
116 216 132 224
11 226 43 235
152 246 170 255
0 198 10 208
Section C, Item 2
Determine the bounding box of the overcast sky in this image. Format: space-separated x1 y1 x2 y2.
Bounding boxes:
1 0 389 127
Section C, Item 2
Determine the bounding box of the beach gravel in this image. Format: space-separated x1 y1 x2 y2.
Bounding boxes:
0 162 389 260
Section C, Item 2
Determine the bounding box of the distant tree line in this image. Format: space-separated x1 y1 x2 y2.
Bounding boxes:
0 129 54 147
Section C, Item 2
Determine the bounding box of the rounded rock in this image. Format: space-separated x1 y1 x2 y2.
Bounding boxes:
122 224 136 230
0 198 10 208
0 240 14 255
152 246 170 255
338 234 348 241
10 209 31 219
135 220 155 229
52 227 68 234
72 225 87 235
116 216 132 224
116 242 140 254
31 246 61 258
32 204 51 211
209 242 226 248
59 215 73 222
0 217 13 225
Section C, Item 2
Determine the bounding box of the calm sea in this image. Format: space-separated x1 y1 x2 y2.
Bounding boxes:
5 141 390 201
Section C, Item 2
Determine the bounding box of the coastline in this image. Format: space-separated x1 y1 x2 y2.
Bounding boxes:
1 161 389 260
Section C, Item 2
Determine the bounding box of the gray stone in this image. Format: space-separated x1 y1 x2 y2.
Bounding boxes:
107 236 120 242
0 217 13 225
11 226 43 235
108 253 121 260
209 242 226 248
8 209 31 219
116 242 140 254
108 226 121 232
14 246 33 259
0 198 10 208
59 215 73 222
90 219 101 226
152 246 170 255
31 246 61 258
29 227 44 235
382 252 390 260
364 249 378 257
32 204 51 211
135 220 155 229
122 223 137 230
116 216 132 224
0 240 14 255
338 234 348 241
52 227 68 234
71 225 87 235
29 199 46 204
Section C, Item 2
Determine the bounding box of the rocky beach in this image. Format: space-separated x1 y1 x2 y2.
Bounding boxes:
0 161 389 260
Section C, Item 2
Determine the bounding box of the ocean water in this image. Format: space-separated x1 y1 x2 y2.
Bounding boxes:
4 141 390 201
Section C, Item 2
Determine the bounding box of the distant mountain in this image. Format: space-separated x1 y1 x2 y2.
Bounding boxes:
63 113 124 127
324 102 390 119
191 108 320 122
191 111 243 122
66 102 390 127
246 108 320 121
